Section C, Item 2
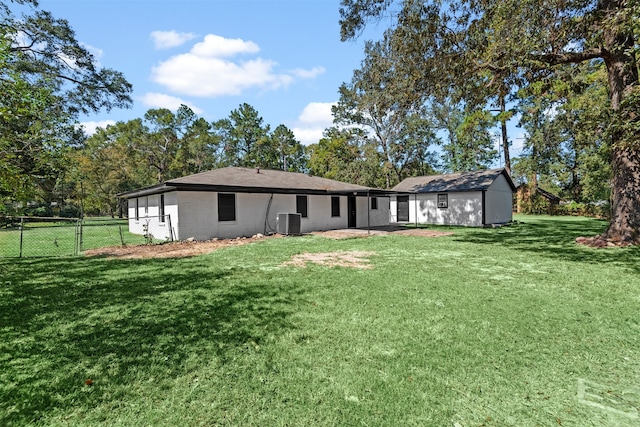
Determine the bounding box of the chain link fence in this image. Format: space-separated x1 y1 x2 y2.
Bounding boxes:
0 216 165 258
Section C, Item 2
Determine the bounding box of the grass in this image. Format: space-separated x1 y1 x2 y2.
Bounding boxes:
0 218 147 257
1 215 639 426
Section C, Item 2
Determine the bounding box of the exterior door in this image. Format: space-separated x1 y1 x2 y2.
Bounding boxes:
348 196 356 228
397 195 409 222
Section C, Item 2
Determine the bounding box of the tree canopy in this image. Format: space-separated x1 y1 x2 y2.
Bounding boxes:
0 0 132 204
340 0 640 245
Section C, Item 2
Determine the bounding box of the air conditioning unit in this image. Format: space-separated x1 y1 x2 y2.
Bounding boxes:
277 213 302 235
438 202 447 208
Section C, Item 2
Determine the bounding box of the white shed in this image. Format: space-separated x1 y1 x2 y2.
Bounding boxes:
390 168 516 227
118 167 391 241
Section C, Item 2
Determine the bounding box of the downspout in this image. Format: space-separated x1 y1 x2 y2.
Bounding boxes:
367 190 371 235
482 190 486 227
264 193 274 235
414 193 418 228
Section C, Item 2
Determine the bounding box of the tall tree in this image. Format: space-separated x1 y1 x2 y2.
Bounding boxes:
0 1 132 204
214 103 271 168
430 94 498 172
3 3 132 115
340 0 640 245
138 105 198 181
516 62 612 204
269 124 307 172
333 39 438 188
175 117 222 175
73 119 150 216
308 127 384 187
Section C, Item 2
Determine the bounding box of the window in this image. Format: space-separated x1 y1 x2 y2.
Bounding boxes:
371 196 378 210
218 193 236 221
296 195 308 218
159 194 165 223
437 193 448 209
331 196 340 217
135 198 139 220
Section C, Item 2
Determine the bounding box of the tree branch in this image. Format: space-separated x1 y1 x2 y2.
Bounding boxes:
531 49 603 66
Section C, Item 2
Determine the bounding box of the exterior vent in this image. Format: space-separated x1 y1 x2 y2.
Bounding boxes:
277 213 302 235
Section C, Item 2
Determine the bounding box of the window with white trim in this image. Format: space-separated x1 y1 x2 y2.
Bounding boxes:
437 193 448 209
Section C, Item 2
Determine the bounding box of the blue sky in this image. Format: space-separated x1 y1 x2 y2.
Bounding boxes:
35 0 523 160
35 0 377 145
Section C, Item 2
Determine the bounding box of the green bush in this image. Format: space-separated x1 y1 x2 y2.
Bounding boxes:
24 204 53 217
59 204 81 218
556 201 610 219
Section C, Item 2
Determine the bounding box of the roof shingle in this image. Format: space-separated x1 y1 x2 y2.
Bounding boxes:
118 167 390 199
392 169 515 193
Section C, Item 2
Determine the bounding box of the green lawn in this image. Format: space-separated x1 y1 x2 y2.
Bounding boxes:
1 215 639 426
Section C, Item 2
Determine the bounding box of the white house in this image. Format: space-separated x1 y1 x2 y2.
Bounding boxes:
390 168 516 227
117 167 391 241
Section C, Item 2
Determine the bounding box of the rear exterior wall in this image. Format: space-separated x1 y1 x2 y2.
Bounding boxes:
485 175 514 224
128 191 390 240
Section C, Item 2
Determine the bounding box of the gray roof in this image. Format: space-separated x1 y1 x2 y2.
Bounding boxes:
392 168 516 193
118 167 390 199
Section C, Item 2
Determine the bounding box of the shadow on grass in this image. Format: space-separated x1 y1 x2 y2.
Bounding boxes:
454 215 640 271
0 255 304 425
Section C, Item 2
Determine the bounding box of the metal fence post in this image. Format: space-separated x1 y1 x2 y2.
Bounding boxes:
74 218 80 256
79 218 84 252
167 214 174 241
19 217 24 258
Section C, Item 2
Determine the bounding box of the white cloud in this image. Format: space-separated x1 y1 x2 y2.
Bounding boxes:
191 34 259 57
151 34 323 98
139 92 204 114
290 66 326 79
292 126 326 146
151 30 198 49
292 102 336 145
298 102 335 125
79 120 116 136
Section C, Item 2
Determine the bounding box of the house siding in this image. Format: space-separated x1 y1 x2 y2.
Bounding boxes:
391 192 484 226
390 169 515 227
485 174 514 225
390 174 513 227
128 191 390 240
127 192 178 240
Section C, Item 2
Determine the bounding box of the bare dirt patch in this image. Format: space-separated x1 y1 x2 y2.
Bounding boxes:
312 228 454 239
84 228 452 260
281 251 376 269
391 229 454 237
84 236 266 259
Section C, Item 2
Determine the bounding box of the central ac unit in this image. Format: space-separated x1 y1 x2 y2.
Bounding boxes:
277 213 302 235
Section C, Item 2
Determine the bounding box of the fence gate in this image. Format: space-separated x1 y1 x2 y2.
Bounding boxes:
0 217 81 258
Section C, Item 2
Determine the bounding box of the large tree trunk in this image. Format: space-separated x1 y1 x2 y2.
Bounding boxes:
604 147 640 244
499 94 511 174
599 1 640 245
